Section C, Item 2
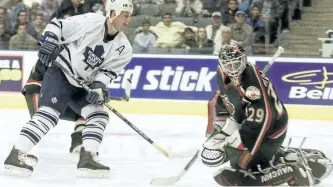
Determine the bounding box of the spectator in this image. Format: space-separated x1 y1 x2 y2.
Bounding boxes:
29 2 42 20
213 26 237 55
12 10 38 39
0 23 11 49
41 0 61 19
140 13 197 48
0 6 11 34
0 0 21 10
133 21 157 53
33 13 47 39
205 12 227 53
9 24 38 50
51 0 85 20
196 27 213 49
202 0 227 17
222 0 239 26
181 27 197 49
237 0 251 13
192 27 214 54
229 10 253 54
280 0 290 32
10 1 28 30
246 5 265 44
251 0 283 43
175 0 203 17
84 0 104 15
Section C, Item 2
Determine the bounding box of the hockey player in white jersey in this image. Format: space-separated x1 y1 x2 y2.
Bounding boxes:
4 0 133 178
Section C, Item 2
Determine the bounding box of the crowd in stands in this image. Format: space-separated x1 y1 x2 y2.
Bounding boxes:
0 0 302 55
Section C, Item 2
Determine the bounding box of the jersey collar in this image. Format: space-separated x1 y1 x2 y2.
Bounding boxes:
103 18 119 43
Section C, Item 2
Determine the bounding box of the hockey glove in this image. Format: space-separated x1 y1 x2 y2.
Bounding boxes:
201 118 241 167
85 81 109 105
38 31 60 67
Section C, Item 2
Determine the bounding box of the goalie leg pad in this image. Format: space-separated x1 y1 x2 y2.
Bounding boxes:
213 164 310 186
282 148 333 181
213 168 259 186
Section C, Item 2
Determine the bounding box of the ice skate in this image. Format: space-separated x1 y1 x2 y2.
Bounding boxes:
4 147 34 177
77 147 109 178
69 131 82 154
24 154 38 166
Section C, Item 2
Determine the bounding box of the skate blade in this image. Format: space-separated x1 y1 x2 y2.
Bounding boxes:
77 168 110 178
4 165 32 177
24 156 38 166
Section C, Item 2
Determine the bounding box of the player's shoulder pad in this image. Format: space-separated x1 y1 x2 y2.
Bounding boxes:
114 32 133 55
72 13 105 24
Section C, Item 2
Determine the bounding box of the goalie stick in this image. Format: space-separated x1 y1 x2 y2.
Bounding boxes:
150 46 285 186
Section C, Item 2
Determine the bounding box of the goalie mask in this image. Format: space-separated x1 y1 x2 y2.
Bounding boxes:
218 44 247 86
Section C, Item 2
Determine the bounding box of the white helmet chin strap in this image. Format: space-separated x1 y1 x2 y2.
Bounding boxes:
107 13 119 34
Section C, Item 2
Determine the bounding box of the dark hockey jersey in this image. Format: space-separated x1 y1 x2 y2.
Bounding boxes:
27 59 47 82
216 63 288 157
21 59 47 95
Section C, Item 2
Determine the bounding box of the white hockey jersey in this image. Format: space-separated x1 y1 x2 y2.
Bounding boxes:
42 13 133 87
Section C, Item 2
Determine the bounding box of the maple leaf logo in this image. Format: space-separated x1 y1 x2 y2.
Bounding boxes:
83 45 105 71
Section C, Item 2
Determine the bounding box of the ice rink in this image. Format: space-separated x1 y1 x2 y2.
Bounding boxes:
0 108 333 187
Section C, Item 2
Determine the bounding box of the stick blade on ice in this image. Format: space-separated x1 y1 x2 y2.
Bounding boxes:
150 176 180 186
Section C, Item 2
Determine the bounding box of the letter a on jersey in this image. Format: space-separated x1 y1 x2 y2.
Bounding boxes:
83 45 105 70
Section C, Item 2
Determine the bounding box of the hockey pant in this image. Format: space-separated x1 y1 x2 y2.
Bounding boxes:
16 66 109 153
22 79 84 123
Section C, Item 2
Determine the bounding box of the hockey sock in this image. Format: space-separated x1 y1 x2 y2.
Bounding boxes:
15 106 60 153
74 117 85 132
82 108 109 153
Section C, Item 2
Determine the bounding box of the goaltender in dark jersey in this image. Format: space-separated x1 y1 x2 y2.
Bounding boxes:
216 62 289 169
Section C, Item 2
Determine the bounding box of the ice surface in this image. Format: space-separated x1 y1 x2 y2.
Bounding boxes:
0 109 332 187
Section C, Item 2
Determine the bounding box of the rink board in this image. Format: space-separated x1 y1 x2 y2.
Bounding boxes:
0 52 333 120
0 94 332 121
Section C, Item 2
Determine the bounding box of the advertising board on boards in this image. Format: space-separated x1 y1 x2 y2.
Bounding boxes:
0 51 332 120
0 54 24 92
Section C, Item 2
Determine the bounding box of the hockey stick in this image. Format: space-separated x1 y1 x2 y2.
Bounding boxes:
150 46 285 186
297 137 316 186
53 61 170 158
109 76 132 101
262 46 284 73
150 150 200 186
